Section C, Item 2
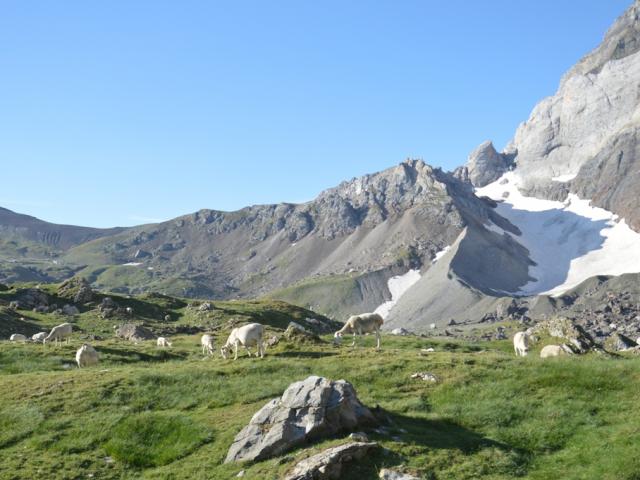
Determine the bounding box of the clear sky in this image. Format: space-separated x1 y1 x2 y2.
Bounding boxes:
0 0 632 227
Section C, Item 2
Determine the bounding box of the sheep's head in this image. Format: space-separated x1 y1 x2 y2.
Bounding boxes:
333 332 343 344
220 345 230 359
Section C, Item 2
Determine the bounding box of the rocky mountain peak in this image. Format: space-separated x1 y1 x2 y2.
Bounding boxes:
452 140 514 187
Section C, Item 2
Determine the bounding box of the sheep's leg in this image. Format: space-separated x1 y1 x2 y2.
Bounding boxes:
375 329 381 350
234 342 239 361
351 332 357 347
259 341 264 358
244 344 252 357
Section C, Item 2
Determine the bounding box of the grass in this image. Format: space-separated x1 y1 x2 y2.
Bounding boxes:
105 412 211 467
267 273 363 318
1 287 640 479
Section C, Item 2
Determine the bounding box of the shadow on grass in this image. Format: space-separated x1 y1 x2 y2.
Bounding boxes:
97 346 186 364
273 351 338 359
339 411 526 479
0 311 46 338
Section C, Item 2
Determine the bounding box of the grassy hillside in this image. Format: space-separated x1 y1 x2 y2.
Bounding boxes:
1 290 639 480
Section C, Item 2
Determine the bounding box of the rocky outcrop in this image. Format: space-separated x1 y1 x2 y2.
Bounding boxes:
453 140 513 187
530 317 595 353
225 376 377 463
58 277 94 304
284 322 323 344
605 332 637 351
284 442 378 480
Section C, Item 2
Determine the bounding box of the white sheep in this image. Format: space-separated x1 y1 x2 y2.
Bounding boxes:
44 323 73 345
75 344 99 368
334 313 383 349
540 345 567 359
220 323 265 360
157 337 172 347
513 331 530 357
201 334 215 356
10 333 27 343
31 332 47 343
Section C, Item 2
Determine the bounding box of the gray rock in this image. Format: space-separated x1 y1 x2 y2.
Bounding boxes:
410 372 438 383
379 468 421 480
283 442 378 480
115 324 154 342
349 432 369 442
391 328 411 336
62 304 79 316
225 375 377 463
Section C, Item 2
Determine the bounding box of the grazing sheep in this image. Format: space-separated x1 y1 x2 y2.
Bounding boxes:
75 344 99 368
201 334 215 356
157 337 172 348
513 331 530 357
540 345 566 359
10 333 27 343
31 332 47 343
44 323 73 345
220 323 265 360
334 313 383 349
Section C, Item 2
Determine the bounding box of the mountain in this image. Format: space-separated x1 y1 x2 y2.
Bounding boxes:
2 2 640 333
386 0 640 331
55 160 522 319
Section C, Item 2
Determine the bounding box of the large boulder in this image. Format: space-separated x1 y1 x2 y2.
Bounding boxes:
225 375 377 463
284 442 378 480
116 323 154 342
62 304 80 316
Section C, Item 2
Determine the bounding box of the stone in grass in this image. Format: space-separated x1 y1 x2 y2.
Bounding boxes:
284 442 378 480
225 375 377 463
410 372 438 382
379 468 422 480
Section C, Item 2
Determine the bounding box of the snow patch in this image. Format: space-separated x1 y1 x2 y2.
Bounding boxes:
476 172 640 296
375 269 421 318
551 174 577 183
122 262 143 266
432 246 451 263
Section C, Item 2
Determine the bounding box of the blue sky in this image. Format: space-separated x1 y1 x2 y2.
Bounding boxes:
0 0 632 227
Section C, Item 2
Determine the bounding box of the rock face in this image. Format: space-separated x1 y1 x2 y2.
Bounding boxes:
284 442 378 480
225 376 377 463
115 324 154 342
504 2 640 231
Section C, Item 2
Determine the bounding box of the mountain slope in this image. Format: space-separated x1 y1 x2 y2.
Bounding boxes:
58 160 518 319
